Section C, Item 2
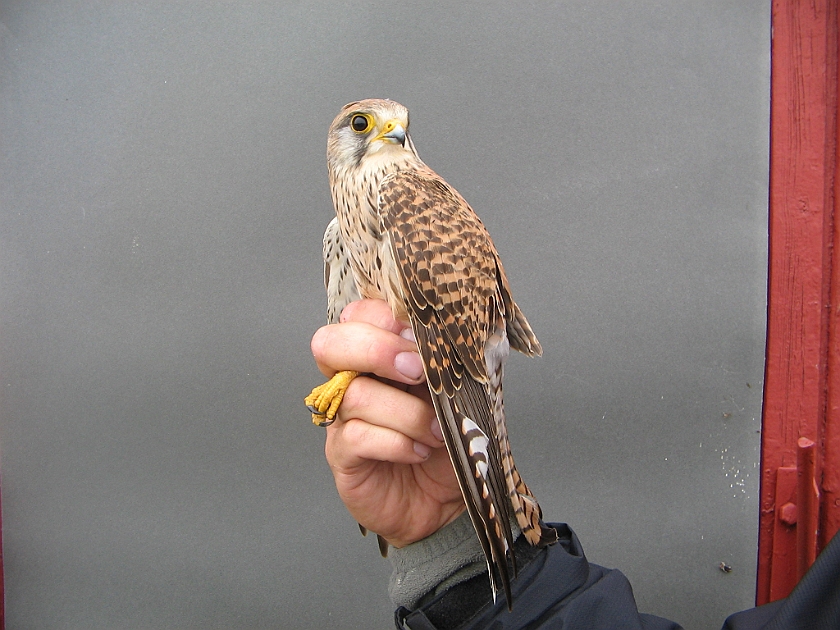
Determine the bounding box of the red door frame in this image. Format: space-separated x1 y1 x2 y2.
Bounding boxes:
758 0 840 605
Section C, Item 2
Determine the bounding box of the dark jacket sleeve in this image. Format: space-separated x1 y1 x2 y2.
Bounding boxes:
396 523 682 630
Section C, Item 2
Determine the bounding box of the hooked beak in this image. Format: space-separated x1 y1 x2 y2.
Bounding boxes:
375 119 406 146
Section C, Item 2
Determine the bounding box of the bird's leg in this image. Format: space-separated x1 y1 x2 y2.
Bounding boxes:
304 370 360 426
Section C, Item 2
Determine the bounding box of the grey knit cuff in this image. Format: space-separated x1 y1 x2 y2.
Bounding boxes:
387 511 521 609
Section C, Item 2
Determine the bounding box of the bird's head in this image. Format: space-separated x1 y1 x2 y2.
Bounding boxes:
327 98 420 174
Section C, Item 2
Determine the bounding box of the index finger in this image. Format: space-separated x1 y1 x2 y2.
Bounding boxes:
310 320 425 385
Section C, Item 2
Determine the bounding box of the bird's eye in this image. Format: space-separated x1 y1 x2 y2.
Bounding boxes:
350 114 373 133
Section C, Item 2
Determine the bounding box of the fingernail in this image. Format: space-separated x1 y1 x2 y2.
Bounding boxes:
395 351 424 381
400 327 416 343
430 418 444 442
413 441 431 459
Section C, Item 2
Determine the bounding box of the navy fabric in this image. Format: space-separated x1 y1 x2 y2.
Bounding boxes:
397 523 680 629
723 527 840 630
397 523 840 630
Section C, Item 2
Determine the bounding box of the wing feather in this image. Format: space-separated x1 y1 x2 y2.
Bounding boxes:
379 169 525 605
379 170 502 388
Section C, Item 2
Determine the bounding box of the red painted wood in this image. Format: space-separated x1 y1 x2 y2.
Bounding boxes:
769 467 798 600
823 2 840 552
795 438 819 579
759 0 839 606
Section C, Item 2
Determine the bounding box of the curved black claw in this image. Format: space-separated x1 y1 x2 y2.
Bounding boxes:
311 413 335 428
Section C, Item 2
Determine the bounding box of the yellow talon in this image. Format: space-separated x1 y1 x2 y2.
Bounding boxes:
304 370 360 426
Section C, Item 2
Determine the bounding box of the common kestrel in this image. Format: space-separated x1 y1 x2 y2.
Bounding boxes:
306 99 557 608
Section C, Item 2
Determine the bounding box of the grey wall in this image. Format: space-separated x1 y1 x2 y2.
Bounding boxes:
0 2 769 629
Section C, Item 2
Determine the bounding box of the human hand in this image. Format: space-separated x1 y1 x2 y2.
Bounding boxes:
310 299 466 548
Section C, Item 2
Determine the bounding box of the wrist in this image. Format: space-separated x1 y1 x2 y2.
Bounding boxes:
388 510 521 609
388 504 467 550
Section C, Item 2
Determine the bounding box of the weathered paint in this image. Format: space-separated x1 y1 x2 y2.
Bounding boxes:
759 0 840 605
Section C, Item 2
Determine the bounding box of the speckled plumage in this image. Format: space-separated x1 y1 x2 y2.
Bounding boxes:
323 217 360 325
322 99 557 608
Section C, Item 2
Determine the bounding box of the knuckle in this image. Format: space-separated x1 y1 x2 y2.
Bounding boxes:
364 337 392 369
340 378 367 411
387 430 408 454
341 418 370 447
